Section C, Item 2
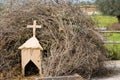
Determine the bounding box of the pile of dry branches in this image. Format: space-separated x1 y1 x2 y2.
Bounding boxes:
0 1 108 79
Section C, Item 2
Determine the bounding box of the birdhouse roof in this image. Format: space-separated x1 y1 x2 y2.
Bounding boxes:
19 36 43 50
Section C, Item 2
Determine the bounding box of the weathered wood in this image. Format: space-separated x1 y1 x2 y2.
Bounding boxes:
103 41 120 44
36 75 84 80
27 20 42 37
100 31 120 33
95 28 106 31
19 20 43 76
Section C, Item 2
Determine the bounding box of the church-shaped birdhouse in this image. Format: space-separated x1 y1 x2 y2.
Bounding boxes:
19 20 43 76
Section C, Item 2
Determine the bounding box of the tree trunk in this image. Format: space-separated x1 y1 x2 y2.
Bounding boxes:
117 15 120 23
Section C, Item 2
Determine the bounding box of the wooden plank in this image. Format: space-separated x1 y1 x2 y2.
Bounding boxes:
95 28 106 31
36 75 84 80
100 31 120 33
103 41 120 44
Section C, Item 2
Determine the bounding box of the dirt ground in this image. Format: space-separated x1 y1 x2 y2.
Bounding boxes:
92 60 120 80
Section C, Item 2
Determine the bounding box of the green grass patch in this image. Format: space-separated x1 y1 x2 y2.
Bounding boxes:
104 33 120 60
105 44 120 60
92 15 117 27
92 15 120 60
106 33 120 41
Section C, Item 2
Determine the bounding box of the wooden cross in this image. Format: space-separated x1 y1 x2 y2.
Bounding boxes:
27 20 42 37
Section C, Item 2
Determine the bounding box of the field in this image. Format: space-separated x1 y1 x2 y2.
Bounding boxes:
92 15 117 27
106 33 120 60
92 15 120 59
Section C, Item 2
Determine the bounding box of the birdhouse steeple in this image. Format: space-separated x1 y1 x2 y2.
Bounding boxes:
19 20 43 76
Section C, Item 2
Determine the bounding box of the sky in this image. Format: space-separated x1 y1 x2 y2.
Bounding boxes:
80 0 95 2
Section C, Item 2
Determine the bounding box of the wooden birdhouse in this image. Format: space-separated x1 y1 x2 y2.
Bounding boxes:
19 20 43 76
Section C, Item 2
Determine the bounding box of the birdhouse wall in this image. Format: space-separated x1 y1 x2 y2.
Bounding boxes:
21 49 42 71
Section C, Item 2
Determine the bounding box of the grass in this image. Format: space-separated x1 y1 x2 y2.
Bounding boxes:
92 15 120 60
105 33 120 60
107 33 120 41
92 15 117 27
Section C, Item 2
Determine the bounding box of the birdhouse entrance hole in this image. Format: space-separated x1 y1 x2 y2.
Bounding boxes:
25 60 39 76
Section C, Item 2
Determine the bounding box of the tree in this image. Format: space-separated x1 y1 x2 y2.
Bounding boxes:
96 0 120 23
